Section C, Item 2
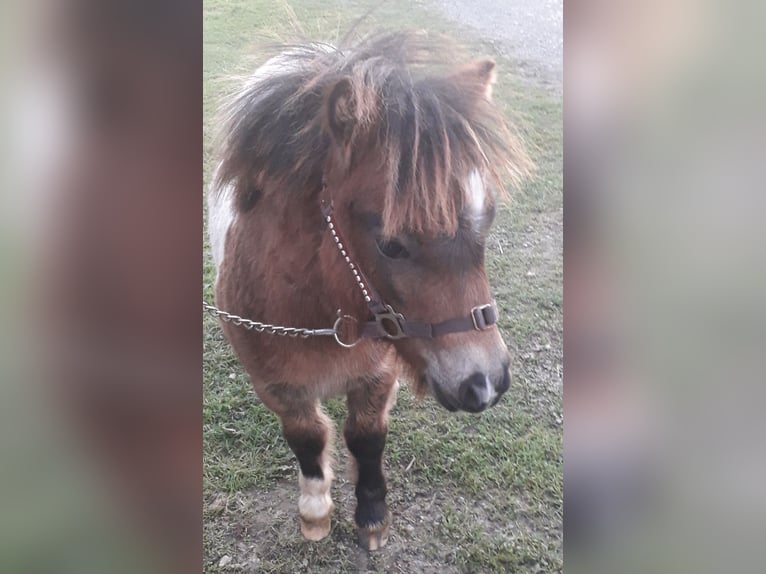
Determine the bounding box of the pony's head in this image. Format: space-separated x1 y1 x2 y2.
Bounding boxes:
316 34 532 412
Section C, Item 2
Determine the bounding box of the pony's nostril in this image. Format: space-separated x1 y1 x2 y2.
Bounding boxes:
459 373 491 413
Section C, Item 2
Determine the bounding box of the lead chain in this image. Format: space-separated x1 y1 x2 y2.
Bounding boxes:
203 302 336 338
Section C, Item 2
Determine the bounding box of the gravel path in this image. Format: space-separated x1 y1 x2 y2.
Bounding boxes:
429 0 562 88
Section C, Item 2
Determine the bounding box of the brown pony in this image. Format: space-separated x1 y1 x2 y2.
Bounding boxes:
208 32 530 550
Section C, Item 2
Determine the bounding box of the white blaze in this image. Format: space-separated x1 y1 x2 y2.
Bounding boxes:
465 169 486 229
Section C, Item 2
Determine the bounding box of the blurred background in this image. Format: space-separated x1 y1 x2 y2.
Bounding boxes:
566 0 766 572
1 1 201 573
2 0 765 572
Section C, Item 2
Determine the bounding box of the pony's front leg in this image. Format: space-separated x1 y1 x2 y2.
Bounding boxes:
277 399 335 541
344 374 398 551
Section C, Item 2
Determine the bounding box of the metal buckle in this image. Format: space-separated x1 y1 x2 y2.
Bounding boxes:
375 305 406 339
471 304 493 331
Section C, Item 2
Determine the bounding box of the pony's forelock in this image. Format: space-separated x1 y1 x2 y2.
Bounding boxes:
214 31 532 236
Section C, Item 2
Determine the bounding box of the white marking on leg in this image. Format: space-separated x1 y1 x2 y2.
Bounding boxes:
299 408 335 527
298 470 334 522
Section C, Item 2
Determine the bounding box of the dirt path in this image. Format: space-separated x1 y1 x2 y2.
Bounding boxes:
429 0 562 89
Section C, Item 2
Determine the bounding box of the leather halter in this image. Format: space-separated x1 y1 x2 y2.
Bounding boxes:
320 201 499 347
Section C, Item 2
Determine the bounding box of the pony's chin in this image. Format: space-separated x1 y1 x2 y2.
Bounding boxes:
425 376 459 412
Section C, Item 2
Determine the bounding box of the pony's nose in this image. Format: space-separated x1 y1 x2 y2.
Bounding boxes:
458 373 493 413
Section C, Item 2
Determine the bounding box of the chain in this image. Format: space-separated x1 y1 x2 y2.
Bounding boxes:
203 202 370 346
203 302 337 339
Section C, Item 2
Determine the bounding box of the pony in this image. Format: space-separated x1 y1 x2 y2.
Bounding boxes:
208 31 530 550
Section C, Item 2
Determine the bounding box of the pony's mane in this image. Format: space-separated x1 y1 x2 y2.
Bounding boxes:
214 31 531 235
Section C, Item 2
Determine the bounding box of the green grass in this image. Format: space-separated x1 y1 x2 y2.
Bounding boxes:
203 1 562 572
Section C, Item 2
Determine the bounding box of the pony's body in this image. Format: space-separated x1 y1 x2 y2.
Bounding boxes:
210 160 395 397
209 32 529 549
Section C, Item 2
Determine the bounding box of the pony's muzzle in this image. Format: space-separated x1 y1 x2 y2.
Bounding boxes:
457 366 511 413
428 357 511 413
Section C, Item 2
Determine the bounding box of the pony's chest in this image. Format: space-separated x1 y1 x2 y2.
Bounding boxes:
280 342 397 395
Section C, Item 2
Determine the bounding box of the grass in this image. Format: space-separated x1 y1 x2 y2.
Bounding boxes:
203 1 562 572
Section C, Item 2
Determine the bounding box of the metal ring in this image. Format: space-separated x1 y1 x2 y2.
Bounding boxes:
333 315 361 348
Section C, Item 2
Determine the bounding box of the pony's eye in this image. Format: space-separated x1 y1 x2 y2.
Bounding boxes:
376 239 410 259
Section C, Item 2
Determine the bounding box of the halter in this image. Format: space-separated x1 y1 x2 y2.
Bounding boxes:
320 200 498 348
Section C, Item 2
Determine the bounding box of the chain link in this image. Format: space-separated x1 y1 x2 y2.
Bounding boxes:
203 302 337 338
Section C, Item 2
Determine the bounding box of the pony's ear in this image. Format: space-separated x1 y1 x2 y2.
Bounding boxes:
453 58 497 101
325 78 357 148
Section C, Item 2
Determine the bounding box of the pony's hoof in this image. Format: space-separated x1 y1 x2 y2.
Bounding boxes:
357 513 391 551
300 514 332 541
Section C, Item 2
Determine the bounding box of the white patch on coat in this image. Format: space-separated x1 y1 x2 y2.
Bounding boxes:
207 169 235 278
465 169 486 230
209 45 338 281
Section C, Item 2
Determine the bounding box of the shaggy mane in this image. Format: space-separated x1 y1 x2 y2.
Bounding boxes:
214 31 531 235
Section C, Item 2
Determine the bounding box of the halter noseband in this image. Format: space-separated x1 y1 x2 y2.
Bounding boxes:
321 201 499 348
